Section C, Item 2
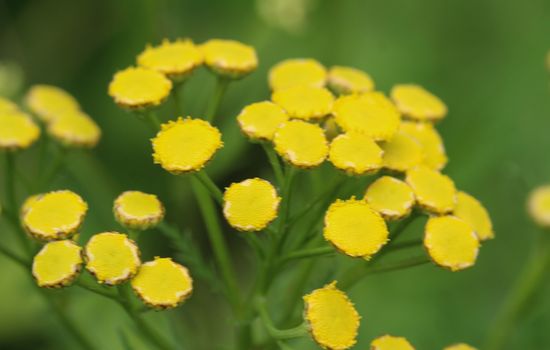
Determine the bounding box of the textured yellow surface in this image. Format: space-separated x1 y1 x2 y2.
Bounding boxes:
20 194 41 217
406 166 456 214
527 185 550 228
443 343 478 350
400 121 447 170
365 176 415 220
273 120 328 168
108 66 172 109
371 334 416 350
272 85 334 121
25 84 80 122
48 110 101 148
137 39 203 79
200 39 257 78
454 191 494 241
391 84 447 122
0 97 18 113
382 131 424 172
328 132 383 175
32 240 82 288
237 101 289 141
114 191 165 230
268 58 326 91
0 111 40 150
327 65 374 94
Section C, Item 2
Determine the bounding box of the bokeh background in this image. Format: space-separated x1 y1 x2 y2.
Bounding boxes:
1 0 550 349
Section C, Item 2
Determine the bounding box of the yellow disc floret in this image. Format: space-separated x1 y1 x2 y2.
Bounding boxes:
454 191 494 241
365 176 415 220
443 343 478 350
0 96 18 113
327 65 375 94
391 84 447 122
371 334 416 350
406 166 456 214
108 66 172 109
32 240 83 288
237 101 289 141
137 39 203 80
47 110 101 148
273 120 328 168
400 121 447 170
382 131 424 172
200 39 258 78
328 132 383 175
114 191 165 230
527 185 550 228
0 111 40 150
25 84 80 123
269 58 326 91
272 85 334 121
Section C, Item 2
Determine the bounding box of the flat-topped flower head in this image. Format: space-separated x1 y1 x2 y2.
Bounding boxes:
131 257 193 309
324 198 388 258
400 121 447 170
152 117 223 174
527 185 550 228
237 101 289 141
328 132 383 175
332 92 401 141
406 166 456 214
137 39 203 80
84 232 141 285
273 120 328 168
20 194 41 218
365 176 415 220
23 190 88 241
271 85 334 121
32 240 82 288
444 343 478 350
303 281 360 350
0 111 40 151
269 58 327 90
25 84 80 123
391 84 447 122
47 110 101 148
454 191 494 241
114 191 165 230
108 66 172 110
327 65 374 94
371 335 416 350
382 131 424 172
424 216 479 271
200 39 258 78
0 96 18 113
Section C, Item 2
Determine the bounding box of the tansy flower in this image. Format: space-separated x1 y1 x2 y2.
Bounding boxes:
390 84 447 122
327 65 374 94
223 178 280 231
22 190 88 241
268 58 327 91
527 185 550 228
20 194 41 218
152 117 223 174
303 281 360 350
406 166 456 215
236 101 289 141
365 176 415 220
114 191 165 230
137 39 203 80
271 85 334 121
382 131 424 172
0 96 18 113
371 335 416 350
32 240 82 288
200 39 258 78
273 120 328 168
131 257 193 309
108 66 172 110
47 110 101 148
324 198 388 258
443 343 478 350
84 232 141 285
400 121 447 170
328 132 383 175
332 92 401 141
454 191 494 241
25 84 80 123
424 216 479 271
0 111 41 150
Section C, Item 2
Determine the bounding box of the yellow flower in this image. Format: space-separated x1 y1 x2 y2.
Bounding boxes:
47 110 101 148
324 198 388 258
108 67 172 109
22 190 88 241
273 120 328 168
237 101 289 141
406 166 456 214
327 65 375 94
152 117 223 174
32 240 82 288
371 335 416 350
332 92 401 141
269 58 327 90
443 343 478 350
20 194 41 218
271 85 334 121
0 96 18 113
25 84 80 123
303 281 360 350
527 185 550 228
137 39 203 80
328 132 383 175
390 84 447 122
381 131 424 172
84 232 141 285
365 176 415 220
454 191 494 241
131 257 193 309
400 121 447 170
223 178 280 231
424 216 479 271
200 39 258 78
114 191 165 230
0 111 41 150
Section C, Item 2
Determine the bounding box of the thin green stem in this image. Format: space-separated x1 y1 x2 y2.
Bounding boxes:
0 243 29 267
279 260 315 325
384 238 423 252
390 212 421 240
279 246 334 264
192 171 223 205
276 165 296 250
143 110 162 133
127 228 141 243
171 81 185 116
205 76 230 123
75 278 120 301
261 143 284 187
38 144 68 190
255 298 308 340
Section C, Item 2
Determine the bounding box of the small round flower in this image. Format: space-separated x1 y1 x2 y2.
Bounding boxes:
236 101 289 141
84 232 141 285
273 120 328 168
131 257 193 309
527 185 550 228
382 131 424 172
271 86 334 121
332 92 401 141
25 84 80 123
268 58 327 91
324 198 388 258
390 84 447 122
200 39 258 78
47 110 101 148
454 191 494 241
108 66 172 109
406 166 456 215
152 117 223 174
114 191 165 230
424 216 479 271
400 121 447 170
223 178 280 231
371 335 416 350
365 176 415 220
0 96 18 113
327 65 374 94
303 281 360 350
137 39 203 80
32 240 83 288
443 343 478 350
0 111 41 150
328 132 383 175
23 190 88 241
20 194 41 218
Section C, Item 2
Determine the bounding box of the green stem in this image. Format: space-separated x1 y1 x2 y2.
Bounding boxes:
261 143 284 187
143 110 162 133
205 76 230 123
279 246 334 264
390 212 421 240
255 298 308 340
127 228 141 243
192 171 223 205
39 144 68 190
171 81 185 117
276 165 296 250
0 243 29 267
75 277 120 301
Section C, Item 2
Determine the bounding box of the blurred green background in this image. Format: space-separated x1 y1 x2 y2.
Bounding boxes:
1 0 550 349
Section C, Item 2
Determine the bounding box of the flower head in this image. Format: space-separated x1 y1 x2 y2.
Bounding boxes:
390 84 447 122
328 132 383 175
137 39 203 80
200 39 258 78
0 96 18 113
327 65 374 94
454 191 494 241
273 120 328 168
237 101 289 141
271 85 334 121
365 176 415 220
399 121 447 170
32 240 83 288
114 191 165 230
108 67 172 109
268 58 326 91
381 131 424 172
406 166 456 214
527 185 550 228
371 335 416 350
0 110 41 151
25 84 80 123
20 194 41 218
47 110 101 148
443 343 478 350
